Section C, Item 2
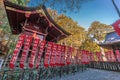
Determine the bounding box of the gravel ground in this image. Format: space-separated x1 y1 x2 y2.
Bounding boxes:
50 68 120 80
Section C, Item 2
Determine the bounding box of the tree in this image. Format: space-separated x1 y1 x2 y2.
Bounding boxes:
88 21 113 43
0 0 20 55
56 14 86 48
80 38 100 52
80 21 114 53
47 8 87 48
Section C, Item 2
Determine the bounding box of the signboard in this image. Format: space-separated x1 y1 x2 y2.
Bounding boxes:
112 19 120 36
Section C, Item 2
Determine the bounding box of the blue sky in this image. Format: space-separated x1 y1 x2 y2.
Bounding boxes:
69 0 120 29
28 0 120 29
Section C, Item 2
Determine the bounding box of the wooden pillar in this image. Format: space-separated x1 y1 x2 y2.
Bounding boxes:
100 47 107 61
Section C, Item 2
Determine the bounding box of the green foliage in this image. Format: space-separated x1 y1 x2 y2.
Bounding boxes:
80 38 100 52
0 0 19 55
88 21 113 42
56 14 86 48
80 21 113 52
47 8 87 48
8 0 29 6
47 9 113 53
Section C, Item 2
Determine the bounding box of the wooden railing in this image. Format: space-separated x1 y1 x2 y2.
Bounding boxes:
0 34 88 80
89 61 120 72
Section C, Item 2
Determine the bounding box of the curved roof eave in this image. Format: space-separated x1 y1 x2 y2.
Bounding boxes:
4 0 70 37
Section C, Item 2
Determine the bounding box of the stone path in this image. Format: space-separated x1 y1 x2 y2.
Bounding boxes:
51 69 120 80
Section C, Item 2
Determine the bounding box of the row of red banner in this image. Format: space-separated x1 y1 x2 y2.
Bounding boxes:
75 49 120 63
9 34 120 69
9 34 74 69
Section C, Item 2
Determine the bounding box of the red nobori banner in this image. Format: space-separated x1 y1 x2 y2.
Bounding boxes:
81 50 90 64
36 40 46 69
55 44 62 66
9 49 19 69
60 45 66 66
108 50 116 62
20 51 27 68
74 49 80 64
90 52 95 62
105 51 112 62
44 42 53 67
50 43 57 67
29 38 39 68
9 34 26 69
20 36 33 68
115 50 120 62
110 50 116 62
66 47 72 65
29 51 36 68
96 52 103 62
